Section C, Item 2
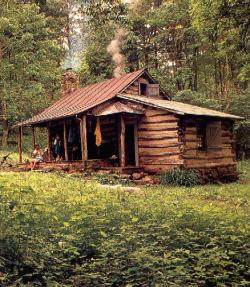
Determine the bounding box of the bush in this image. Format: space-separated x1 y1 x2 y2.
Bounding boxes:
161 167 199 186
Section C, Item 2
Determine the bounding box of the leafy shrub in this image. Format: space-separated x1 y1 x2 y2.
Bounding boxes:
161 167 199 186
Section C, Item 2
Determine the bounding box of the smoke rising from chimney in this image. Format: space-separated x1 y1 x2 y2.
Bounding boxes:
107 1 143 77
107 28 126 78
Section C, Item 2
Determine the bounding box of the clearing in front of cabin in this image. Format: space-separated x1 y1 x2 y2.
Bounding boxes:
0 161 249 286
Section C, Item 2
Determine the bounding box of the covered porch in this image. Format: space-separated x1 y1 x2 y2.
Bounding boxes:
17 103 144 172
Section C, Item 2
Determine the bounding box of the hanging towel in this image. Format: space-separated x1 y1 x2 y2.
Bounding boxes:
95 117 102 146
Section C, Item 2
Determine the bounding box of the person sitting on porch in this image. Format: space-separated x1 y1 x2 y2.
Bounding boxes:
30 144 44 170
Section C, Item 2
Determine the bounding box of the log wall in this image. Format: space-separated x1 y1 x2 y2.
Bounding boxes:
182 117 237 181
123 80 139 95
137 108 184 173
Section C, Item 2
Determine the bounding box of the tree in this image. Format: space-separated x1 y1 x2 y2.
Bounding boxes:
0 0 63 146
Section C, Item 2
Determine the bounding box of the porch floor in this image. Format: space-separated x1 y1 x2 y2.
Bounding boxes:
17 160 143 174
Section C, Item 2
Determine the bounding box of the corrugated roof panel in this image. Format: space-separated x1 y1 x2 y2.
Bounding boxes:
17 69 146 126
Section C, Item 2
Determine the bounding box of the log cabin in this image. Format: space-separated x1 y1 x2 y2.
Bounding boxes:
16 68 243 181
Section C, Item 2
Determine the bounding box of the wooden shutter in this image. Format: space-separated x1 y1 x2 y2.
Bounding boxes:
147 84 159 97
206 121 222 150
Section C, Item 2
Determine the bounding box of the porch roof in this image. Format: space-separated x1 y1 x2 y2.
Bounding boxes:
118 94 243 120
92 101 144 116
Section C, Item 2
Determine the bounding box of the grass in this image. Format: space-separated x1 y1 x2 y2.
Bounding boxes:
0 161 249 286
0 130 47 165
0 140 249 286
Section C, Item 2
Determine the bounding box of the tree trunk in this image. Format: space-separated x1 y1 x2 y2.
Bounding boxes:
0 94 8 146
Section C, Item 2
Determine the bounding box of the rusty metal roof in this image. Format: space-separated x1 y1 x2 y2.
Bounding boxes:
118 94 243 120
17 69 147 126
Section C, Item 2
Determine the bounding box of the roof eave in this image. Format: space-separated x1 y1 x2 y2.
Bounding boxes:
118 94 244 120
117 94 184 115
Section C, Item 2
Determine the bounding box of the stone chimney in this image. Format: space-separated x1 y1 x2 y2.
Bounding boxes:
61 68 80 97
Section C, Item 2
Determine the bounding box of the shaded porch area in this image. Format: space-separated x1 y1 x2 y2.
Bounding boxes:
17 105 144 172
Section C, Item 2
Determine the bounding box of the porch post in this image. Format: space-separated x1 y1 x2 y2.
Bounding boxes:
47 123 52 162
63 120 69 161
32 126 36 148
18 126 23 164
80 114 88 164
134 120 139 167
119 114 125 167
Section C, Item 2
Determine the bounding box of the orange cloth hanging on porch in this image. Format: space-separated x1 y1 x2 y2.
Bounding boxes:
95 117 102 146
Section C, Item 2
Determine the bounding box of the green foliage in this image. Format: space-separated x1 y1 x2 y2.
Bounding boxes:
161 167 199 186
0 0 63 126
0 166 249 285
173 89 223 110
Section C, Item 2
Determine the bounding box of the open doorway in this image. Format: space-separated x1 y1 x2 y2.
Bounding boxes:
125 123 136 166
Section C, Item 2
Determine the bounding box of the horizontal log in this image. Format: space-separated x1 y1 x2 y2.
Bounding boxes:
140 119 178 125
143 113 178 121
139 145 180 153
124 90 138 95
146 112 175 118
184 158 236 167
145 108 172 116
185 130 197 135
139 135 177 140
222 138 234 144
184 142 197 149
183 154 235 160
138 131 178 138
139 151 181 157
222 144 233 149
185 127 196 132
138 126 178 132
184 140 198 144
184 146 233 152
222 131 233 137
139 142 181 148
140 158 184 165
139 122 178 129
139 138 183 145
144 114 178 121
184 162 236 169
185 134 197 140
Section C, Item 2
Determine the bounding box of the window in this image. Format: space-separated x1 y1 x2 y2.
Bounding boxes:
197 121 222 151
140 83 147 96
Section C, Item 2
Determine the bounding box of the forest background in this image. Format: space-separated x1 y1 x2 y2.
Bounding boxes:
0 0 249 151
